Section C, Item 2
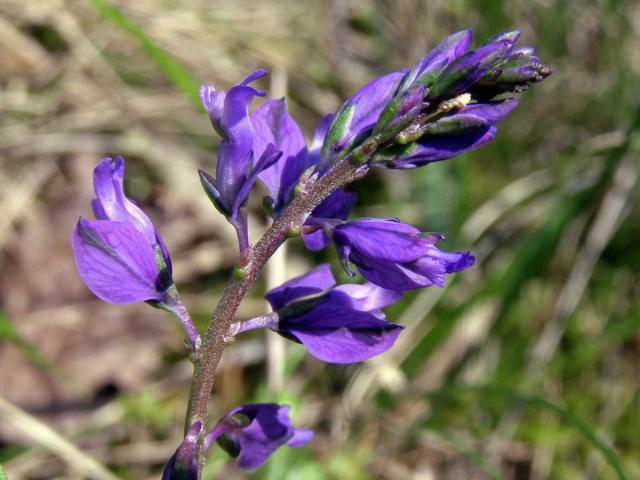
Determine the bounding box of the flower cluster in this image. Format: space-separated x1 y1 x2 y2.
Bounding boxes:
70 30 549 477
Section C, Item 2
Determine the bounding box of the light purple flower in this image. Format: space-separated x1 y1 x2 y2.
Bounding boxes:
251 98 310 215
204 404 312 470
368 30 549 169
71 157 173 304
235 265 403 364
330 218 475 291
199 70 282 252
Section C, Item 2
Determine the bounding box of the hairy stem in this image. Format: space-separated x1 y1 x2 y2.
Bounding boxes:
184 157 367 469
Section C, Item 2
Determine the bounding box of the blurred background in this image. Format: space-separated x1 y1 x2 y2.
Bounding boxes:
0 0 638 478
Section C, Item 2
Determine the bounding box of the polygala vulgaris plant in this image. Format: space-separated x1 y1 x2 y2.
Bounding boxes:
71 29 550 477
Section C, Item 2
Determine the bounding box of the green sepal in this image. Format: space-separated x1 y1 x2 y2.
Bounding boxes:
320 103 356 163
422 114 487 136
154 244 173 291
427 44 510 101
198 169 230 218
371 142 419 164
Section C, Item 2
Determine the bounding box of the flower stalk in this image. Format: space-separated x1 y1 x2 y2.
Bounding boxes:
185 156 367 454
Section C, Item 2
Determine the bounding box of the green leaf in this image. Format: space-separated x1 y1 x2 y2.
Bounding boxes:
0 464 7 480
88 0 200 105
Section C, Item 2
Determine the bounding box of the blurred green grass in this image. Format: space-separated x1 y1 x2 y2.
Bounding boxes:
0 0 638 478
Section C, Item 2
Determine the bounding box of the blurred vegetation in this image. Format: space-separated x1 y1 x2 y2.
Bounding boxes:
0 0 638 479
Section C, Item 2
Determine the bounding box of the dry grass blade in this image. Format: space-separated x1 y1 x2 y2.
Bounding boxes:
0 395 120 480
529 152 639 366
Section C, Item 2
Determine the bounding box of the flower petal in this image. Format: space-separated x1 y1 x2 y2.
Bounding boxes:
333 218 427 262
318 72 404 170
280 301 403 364
72 218 162 303
330 283 402 317
253 99 309 212
92 156 156 244
265 264 336 310
351 247 475 290
399 29 472 91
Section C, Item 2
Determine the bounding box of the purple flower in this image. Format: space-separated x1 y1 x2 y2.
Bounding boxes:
316 71 405 171
248 99 358 229
371 98 519 168
234 265 403 364
367 30 549 169
162 422 201 480
71 157 173 304
251 98 310 215
329 218 475 291
199 70 282 252
72 157 199 348
204 404 312 470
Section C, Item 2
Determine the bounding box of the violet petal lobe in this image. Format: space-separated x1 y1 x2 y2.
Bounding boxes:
301 229 329 252
72 218 162 304
265 264 336 310
308 113 334 166
302 189 357 251
92 156 156 245
231 144 282 221
351 246 475 291
209 404 312 470
333 218 429 263
253 99 309 213
399 29 472 92
427 39 514 101
215 84 265 207
278 299 403 364
330 282 402 318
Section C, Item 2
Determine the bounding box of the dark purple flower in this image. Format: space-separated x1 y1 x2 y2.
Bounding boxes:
204 404 312 470
251 98 310 215
367 30 550 169
199 70 282 252
234 264 403 364
71 157 173 304
162 422 201 480
330 218 475 291
371 98 518 168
